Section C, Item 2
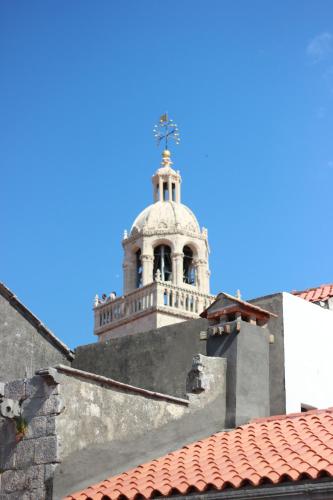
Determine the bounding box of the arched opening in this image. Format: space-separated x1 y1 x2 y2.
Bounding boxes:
153 245 172 282
136 249 143 288
172 183 176 201
183 245 196 285
163 182 169 201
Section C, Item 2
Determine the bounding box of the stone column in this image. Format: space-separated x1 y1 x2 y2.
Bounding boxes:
168 177 172 202
194 259 209 294
141 254 154 286
199 295 208 315
176 179 181 203
123 262 129 294
159 177 163 201
123 262 135 294
172 252 183 286
153 182 158 202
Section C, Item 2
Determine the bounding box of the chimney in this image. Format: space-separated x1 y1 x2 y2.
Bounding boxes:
201 292 278 427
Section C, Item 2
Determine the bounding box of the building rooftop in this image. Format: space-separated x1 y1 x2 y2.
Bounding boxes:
65 408 333 500
292 284 333 303
201 291 278 321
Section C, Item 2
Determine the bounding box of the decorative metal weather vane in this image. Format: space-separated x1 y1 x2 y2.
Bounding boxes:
153 113 180 150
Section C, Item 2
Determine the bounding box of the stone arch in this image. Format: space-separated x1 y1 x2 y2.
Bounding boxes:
181 240 200 258
183 245 196 285
153 243 172 282
151 237 175 253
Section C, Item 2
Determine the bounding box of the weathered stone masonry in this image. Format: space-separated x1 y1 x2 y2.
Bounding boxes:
0 371 61 499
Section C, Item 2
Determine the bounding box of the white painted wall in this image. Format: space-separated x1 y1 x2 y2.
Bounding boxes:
283 292 333 413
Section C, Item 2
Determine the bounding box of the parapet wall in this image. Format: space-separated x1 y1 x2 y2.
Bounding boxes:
73 317 208 398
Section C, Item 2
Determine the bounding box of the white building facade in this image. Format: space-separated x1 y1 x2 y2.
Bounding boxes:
94 149 215 341
282 292 333 413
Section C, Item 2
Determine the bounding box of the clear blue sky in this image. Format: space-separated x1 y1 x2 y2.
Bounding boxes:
2 1 332 348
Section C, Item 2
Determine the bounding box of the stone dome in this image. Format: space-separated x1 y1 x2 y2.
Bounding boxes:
131 201 201 235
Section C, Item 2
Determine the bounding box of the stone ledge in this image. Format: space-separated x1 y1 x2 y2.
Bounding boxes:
45 365 190 406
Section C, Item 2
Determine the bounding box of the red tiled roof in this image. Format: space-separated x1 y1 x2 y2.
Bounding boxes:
200 291 278 320
65 408 333 500
292 284 333 303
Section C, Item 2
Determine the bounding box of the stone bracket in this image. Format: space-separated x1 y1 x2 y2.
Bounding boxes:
36 367 62 385
208 321 241 336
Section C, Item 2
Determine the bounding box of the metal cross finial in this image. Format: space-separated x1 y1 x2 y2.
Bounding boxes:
153 113 180 150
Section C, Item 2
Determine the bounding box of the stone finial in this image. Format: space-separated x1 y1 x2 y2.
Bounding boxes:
161 149 173 167
123 229 128 239
155 269 161 281
236 289 242 299
94 294 99 307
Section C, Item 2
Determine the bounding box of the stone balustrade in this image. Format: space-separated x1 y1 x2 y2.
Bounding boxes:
94 281 215 334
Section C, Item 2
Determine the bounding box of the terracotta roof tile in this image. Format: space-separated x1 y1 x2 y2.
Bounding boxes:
292 284 333 303
65 408 333 499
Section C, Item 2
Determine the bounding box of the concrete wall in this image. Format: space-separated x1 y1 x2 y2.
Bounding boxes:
207 320 270 427
73 318 208 398
55 357 226 497
54 355 226 498
283 292 333 413
0 295 72 382
250 293 286 416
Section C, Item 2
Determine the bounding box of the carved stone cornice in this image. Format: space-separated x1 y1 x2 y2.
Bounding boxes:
123 228 207 246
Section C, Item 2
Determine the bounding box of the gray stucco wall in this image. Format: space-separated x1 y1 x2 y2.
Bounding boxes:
207 320 270 427
0 295 71 382
54 357 226 498
73 318 208 398
235 322 270 425
250 293 285 416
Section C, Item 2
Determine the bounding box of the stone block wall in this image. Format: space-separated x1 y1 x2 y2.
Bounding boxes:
0 374 61 499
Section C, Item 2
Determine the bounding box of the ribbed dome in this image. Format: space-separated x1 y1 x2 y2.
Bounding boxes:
131 201 200 235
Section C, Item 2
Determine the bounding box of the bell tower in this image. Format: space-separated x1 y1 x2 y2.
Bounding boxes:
94 115 215 341
152 149 181 203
